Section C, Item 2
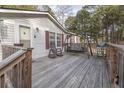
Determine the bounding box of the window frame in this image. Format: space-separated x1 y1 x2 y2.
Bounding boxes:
49 32 56 48
57 33 62 47
0 20 8 40
19 25 31 48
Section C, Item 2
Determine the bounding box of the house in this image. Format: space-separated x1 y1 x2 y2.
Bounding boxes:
0 8 67 60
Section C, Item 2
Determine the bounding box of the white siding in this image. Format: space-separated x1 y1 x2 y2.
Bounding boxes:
0 20 15 45
29 18 65 59
0 45 2 62
1 17 66 59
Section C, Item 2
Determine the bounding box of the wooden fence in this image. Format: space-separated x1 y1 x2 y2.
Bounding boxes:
106 43 124 88
0 45 32 88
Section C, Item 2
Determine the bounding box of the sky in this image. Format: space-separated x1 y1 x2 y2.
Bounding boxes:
37 5 83 25
71 5 83 15
50 5 83 16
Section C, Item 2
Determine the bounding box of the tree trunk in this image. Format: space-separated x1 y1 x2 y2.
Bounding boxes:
105 26 109 42
95 35 98 45
105 15 109 43
86 36 93 56
102 30 104 42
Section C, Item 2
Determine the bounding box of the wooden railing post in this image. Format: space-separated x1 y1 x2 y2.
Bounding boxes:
111 47 117 84
22 48 33 88
0 45 33 88
0 74 5 88
106 43 124 87
26 48 32 88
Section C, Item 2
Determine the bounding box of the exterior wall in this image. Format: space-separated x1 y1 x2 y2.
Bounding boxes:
29 18 65 59
0 45 2 61
1 17 66 59
76 36 80 43
0 19 15 45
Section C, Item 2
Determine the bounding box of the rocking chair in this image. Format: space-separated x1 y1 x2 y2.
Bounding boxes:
56 48 63 56
48 48 57 58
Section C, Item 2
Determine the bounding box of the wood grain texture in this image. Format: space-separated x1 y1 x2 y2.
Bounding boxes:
32 53 110 88
0 47 32 88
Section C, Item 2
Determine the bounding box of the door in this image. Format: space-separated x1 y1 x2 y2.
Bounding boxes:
19 26 31 48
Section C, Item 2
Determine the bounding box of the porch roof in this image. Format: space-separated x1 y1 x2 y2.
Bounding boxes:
0 8 67 33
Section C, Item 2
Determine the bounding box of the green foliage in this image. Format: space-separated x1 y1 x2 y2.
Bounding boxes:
0 5 37 11
99 6 120 29
76 8 101 43
38 5 57 21
76 9 91 33
41 5 55 15
65 16 77 33
65 5 124 44
80 37 84 43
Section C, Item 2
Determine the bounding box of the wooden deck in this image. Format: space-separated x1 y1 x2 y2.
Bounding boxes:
32 53 110 88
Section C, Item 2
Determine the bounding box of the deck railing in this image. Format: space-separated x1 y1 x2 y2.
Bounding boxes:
2 45 21 59
0 45 32 88
106 43 124 88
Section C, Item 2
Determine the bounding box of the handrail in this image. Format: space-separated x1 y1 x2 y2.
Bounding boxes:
106 43 124 88
107 43 124 50
0 50 25 72
0 45 32 88
1 45 26 60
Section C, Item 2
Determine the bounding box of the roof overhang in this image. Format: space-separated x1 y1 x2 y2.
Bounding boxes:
65 31 81 37
0 8 67 33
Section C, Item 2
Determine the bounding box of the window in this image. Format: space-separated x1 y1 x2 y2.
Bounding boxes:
0 20 8 40
57 34 62 47
49 32 55 48
19 26 30 48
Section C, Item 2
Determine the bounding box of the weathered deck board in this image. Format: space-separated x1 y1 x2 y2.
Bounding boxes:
57 58 91 88
32 53 110 88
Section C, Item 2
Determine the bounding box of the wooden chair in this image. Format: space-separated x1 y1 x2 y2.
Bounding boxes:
48 48 57 58
56 48 63 56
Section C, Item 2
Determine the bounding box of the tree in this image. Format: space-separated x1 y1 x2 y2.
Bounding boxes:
65 5 124 55
65 16 77 33
76 9 93 56
37 5 57 19
89 13 101 44
54 6 73 26
65 6 102 56
82 5 101 13
96 6 121 43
